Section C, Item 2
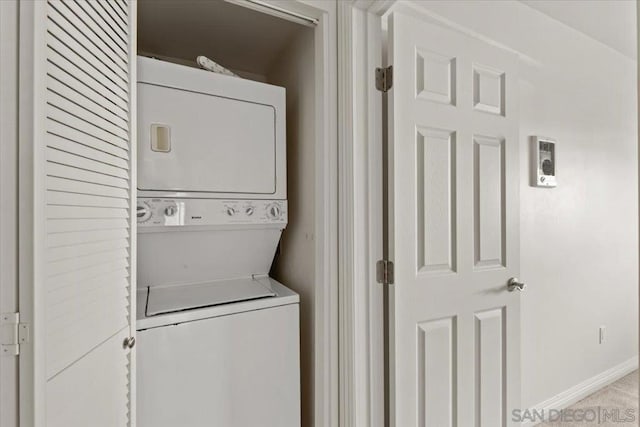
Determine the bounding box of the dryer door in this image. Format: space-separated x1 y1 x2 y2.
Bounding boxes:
138 82 277 195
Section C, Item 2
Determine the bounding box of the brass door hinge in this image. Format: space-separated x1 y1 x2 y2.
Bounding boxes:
375 66 393 92
376 260 394 285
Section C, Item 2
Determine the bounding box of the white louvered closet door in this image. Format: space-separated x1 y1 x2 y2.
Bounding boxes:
20 0 136 426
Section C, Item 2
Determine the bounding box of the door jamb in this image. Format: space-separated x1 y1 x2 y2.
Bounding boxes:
337 1 393 426
0 1 20 426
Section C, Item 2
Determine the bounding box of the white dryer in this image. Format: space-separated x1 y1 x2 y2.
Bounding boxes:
135 57 299 427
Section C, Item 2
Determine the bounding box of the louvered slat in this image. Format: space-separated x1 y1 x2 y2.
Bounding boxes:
47 285 126 321
113 0 128 17
64 0 128 58
46 205 128 219
47 282 127 324
47 162 129 190
48 228 130 248
48 1 128 75
47 89 129 140
47 33 128 102
83 0 128 48
47 146 129 179
104 0 128 29
47 105 128 150
47 176 130 199
47 258 130 291
47 238 129 262
47 50 128 114
93 0 128 37
48 271 128 306
48 217 129 234
42 8 132 422
47 115 129 154
47 191 130 209
46 133 128 168
47 73 129 131
47 4 128 83
48 291 128 343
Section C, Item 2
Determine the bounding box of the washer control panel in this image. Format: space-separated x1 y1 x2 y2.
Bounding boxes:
137 199 287 227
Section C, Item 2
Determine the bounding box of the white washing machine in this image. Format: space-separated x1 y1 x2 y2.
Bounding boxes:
135 57 299 427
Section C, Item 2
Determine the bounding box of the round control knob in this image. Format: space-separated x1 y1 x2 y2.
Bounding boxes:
226 207 236 216
245 207 254 216
165 206 176 217
268 204 281 219
136 203 151 223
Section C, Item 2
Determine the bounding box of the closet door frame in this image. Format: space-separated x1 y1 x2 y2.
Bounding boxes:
0 1 19 426
284 1 340 426
337 1 388 426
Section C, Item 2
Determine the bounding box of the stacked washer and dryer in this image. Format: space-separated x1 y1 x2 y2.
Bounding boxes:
135 57 300 427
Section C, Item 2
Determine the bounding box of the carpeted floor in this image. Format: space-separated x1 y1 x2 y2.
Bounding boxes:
537 370 639 426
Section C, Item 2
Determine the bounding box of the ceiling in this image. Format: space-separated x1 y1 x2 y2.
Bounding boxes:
137 0 306 76
521 0 637 60
138 0 637 67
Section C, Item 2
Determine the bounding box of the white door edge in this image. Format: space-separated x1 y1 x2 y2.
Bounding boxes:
18 1 47 425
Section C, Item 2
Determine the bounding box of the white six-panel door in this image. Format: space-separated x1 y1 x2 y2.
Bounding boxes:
20 0 136 425
387 10 521 427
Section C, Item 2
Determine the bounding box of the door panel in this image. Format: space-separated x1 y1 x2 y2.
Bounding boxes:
21 0 136 425
388 11 520 427
44 0 133 378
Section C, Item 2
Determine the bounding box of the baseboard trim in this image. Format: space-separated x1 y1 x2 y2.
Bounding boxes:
520 356 639 427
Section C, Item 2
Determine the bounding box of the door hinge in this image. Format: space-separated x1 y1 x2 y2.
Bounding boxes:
376 260 394 285
375 66 393 92
1 313 29 357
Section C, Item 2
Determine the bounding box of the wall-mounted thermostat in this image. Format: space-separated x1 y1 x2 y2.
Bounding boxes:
531 136 557 187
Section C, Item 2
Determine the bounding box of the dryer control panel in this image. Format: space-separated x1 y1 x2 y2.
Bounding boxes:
137 199 287 227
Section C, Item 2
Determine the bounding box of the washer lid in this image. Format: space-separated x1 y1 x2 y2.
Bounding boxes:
145 276 276 316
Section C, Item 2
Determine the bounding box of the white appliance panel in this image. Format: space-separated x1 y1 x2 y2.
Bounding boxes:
137 303 300 427
136 56 286 199
145 277 276 316
138 83 276 194
136 278 299 330
137 199 287 228
137 227 282 288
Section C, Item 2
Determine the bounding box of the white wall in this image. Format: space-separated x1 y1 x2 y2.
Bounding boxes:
268 28 318 427
407 0 638 409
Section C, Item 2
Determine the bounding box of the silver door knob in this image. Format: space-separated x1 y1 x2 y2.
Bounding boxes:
123 336 135 349
507 278 526 292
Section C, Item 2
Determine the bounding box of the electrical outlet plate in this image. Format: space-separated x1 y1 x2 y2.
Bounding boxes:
531 136 557 187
